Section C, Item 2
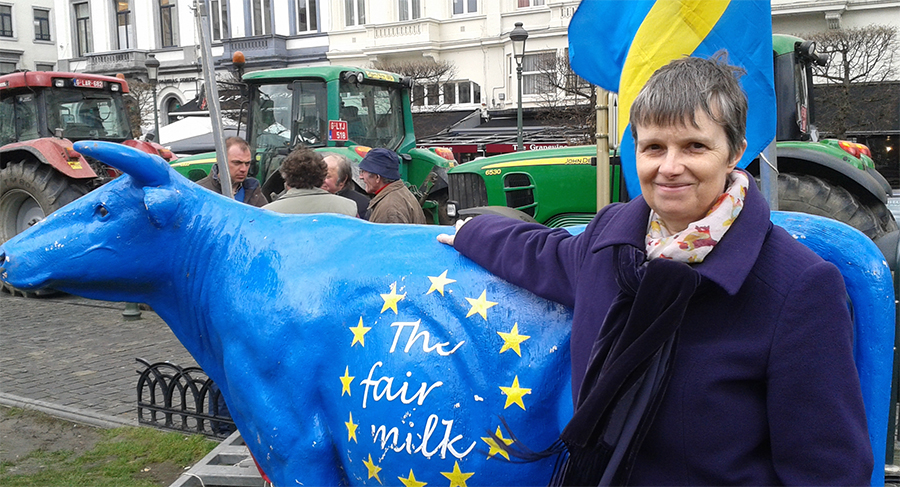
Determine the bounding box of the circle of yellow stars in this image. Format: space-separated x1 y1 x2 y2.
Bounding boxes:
337 271 543 485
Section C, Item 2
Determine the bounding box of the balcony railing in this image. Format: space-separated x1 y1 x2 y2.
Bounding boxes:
221 35 289 64
85 50 155 75
374 23 422 39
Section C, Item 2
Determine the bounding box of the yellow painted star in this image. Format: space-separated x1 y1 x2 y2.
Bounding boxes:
363 454 382 483
349 317 371 347
381 282 406 314
345 412 358 443
497 323 530 357
499 376 531 410
398 469 427 487
339 366 354 396
440 461 474 487
465 290 498 320
426 270 456 296
481 426 514 460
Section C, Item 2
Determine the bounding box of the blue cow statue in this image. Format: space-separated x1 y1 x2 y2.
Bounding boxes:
0 142 574 486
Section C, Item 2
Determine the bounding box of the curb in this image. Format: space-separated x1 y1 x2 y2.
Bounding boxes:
0 392 136 429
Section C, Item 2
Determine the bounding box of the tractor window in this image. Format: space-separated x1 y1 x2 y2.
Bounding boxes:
0 96 14 144
14 94 40 141
339 80 405 150
291 80 327 146
249 83 297 151
45 88 131 140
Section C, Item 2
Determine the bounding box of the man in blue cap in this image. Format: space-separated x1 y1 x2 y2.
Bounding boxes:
358 148 426 224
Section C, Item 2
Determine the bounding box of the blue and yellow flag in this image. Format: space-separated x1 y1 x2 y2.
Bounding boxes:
569 0 776 198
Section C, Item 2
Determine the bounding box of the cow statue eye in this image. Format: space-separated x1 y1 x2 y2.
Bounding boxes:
96 205 109 218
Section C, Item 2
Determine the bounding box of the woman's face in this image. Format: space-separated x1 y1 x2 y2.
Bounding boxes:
635 110 746 233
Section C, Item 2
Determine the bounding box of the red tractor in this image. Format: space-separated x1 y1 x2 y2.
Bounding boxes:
0 71 174 246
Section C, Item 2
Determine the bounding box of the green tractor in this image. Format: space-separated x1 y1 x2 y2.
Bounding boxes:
170 66 455 224
447 34 897 248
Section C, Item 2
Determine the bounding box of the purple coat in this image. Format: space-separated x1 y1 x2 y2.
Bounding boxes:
454 181 873 485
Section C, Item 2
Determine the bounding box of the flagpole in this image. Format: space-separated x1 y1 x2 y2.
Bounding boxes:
596 87 610 209
758 140 778 210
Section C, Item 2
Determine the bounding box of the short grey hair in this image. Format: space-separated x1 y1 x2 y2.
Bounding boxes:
324 153 353 186
630 52 748 160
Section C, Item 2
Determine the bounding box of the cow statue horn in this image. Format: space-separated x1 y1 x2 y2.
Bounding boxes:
74 141 171 187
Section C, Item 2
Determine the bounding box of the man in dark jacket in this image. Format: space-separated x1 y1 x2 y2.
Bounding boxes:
322 153 371 220
358 148 425 224
196 136 267 207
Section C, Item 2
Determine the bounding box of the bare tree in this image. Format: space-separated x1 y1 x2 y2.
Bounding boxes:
371 59 457 111
532 52 595 145
123 78 154 138
804 24 898 138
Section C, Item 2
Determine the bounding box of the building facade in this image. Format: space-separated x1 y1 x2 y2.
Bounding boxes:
0 0 57 73
9 0 896 154
35 0 578 142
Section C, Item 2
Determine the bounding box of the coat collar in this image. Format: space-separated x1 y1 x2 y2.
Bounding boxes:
588 172 771 295
281 187 330 198
369 180 405 205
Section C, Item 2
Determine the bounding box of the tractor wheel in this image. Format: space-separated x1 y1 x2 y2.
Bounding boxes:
0 158 90 243
0 159 91 297
776 173 898 241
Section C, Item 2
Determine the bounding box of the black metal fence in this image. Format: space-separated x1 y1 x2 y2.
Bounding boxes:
136 358 236 438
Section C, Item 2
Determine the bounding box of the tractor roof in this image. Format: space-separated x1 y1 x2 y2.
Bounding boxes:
0 71 129 93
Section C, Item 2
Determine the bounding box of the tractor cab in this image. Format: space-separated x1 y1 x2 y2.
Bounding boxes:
0 72 133 145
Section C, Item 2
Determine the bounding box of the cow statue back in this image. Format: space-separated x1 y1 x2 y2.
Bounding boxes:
0 141 574 486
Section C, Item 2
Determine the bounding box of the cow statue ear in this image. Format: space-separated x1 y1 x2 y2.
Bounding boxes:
143 187 179 228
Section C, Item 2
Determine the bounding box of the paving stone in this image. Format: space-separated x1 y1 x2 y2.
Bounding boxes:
1 292 197 422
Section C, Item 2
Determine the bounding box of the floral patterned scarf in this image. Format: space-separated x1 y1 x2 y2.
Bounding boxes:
645 171 749 263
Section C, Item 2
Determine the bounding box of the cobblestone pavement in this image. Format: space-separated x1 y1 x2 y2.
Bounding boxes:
0 291 197 426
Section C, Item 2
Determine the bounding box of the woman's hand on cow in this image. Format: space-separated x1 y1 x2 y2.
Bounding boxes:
437 218 472 246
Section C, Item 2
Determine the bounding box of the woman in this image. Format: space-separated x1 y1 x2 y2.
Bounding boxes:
437 56 872 485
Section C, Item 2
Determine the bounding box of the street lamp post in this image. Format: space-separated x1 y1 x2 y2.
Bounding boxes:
145 53 160 142
510 22 528 152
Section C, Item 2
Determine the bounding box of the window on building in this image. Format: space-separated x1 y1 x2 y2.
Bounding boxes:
398 0 419 21
160 0 175 47
452 0 476 15
164 96 181 123
427 84 440 105
522 52 554 95
211 0 228 40
443 83 455 104
34 9 51 41
36 63 55 71
344 0 364 26
413 84 425 106
518 0 544 7
115 0 135 49
74 2 92 56
296 0 317 33
413 81 481 107
0 5 13 38
460 81 474 103
0 61 15 74
251 0 271 35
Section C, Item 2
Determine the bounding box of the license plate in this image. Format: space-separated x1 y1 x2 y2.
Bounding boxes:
74 78 104 89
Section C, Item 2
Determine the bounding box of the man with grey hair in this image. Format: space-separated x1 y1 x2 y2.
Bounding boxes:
321 152 371 220
263 146 357 217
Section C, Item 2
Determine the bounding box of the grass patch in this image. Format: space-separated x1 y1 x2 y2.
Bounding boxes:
0 418 217 487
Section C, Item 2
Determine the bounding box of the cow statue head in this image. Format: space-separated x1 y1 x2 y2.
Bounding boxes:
0 141 184 301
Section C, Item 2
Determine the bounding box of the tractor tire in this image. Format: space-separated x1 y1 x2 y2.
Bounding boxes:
0 159 91 297
776 173 898 241
1 158 91 243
